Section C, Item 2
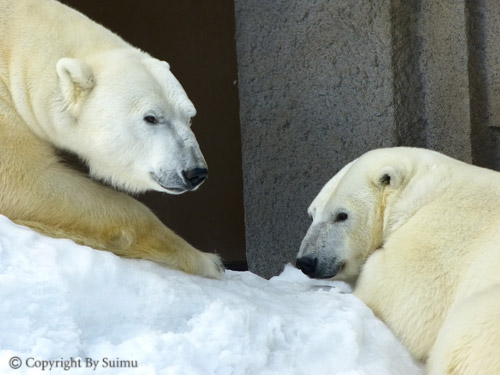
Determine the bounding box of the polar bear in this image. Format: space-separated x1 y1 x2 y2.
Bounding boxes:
0 0 223 278
296 147 500 374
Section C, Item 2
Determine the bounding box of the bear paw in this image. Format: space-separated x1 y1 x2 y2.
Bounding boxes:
192 251 225 279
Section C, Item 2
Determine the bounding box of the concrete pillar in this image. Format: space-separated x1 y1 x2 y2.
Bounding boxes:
235 0 396 278
417 0 472 161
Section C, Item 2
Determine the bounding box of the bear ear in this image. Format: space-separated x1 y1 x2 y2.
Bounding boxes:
160 60 170 70
374 165 404 189
56 58 95 113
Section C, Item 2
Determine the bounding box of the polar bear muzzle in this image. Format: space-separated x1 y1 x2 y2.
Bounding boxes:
296 255 344 279
296 216 350 280
182 168 208 189
151 166 208 194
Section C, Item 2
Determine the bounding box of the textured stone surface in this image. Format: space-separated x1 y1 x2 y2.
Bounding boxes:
417 1 472 162
390 0 427 148
468 0 500 168
235 0 500 278
235 0 395 278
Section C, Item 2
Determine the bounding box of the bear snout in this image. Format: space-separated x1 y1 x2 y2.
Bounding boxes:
182 168 208 189
296 255 318 277
296 255 344 279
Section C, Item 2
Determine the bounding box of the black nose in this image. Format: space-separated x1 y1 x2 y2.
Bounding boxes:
182 168 208 189
296 256 318 277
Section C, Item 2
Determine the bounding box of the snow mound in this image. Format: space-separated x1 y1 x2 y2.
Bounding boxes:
0 215 422 375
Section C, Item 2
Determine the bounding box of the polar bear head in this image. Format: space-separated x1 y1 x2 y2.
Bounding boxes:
54 49 207 194
296 148 414 283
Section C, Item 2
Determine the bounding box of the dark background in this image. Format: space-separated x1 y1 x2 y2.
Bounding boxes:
60 0 246 269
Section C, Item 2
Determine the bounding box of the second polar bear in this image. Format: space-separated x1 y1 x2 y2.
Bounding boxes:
296 147 500 374
0 0 223 277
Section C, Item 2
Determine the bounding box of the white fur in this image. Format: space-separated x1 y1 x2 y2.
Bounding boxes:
1 0 204 194
298 147 500 373
0 0 222 278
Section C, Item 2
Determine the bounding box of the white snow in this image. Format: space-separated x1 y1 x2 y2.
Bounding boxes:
0 215 423 375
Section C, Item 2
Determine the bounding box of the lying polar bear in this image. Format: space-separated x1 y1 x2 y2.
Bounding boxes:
297 147 500 374
0 0 223 278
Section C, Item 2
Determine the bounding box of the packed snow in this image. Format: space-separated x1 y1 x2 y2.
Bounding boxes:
0 215 423 375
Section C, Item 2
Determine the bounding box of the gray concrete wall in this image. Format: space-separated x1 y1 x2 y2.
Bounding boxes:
234 0 500 278
469 0 500 168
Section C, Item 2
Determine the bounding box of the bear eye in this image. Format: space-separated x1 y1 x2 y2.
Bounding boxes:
144 115 159 125
335 212 348 222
